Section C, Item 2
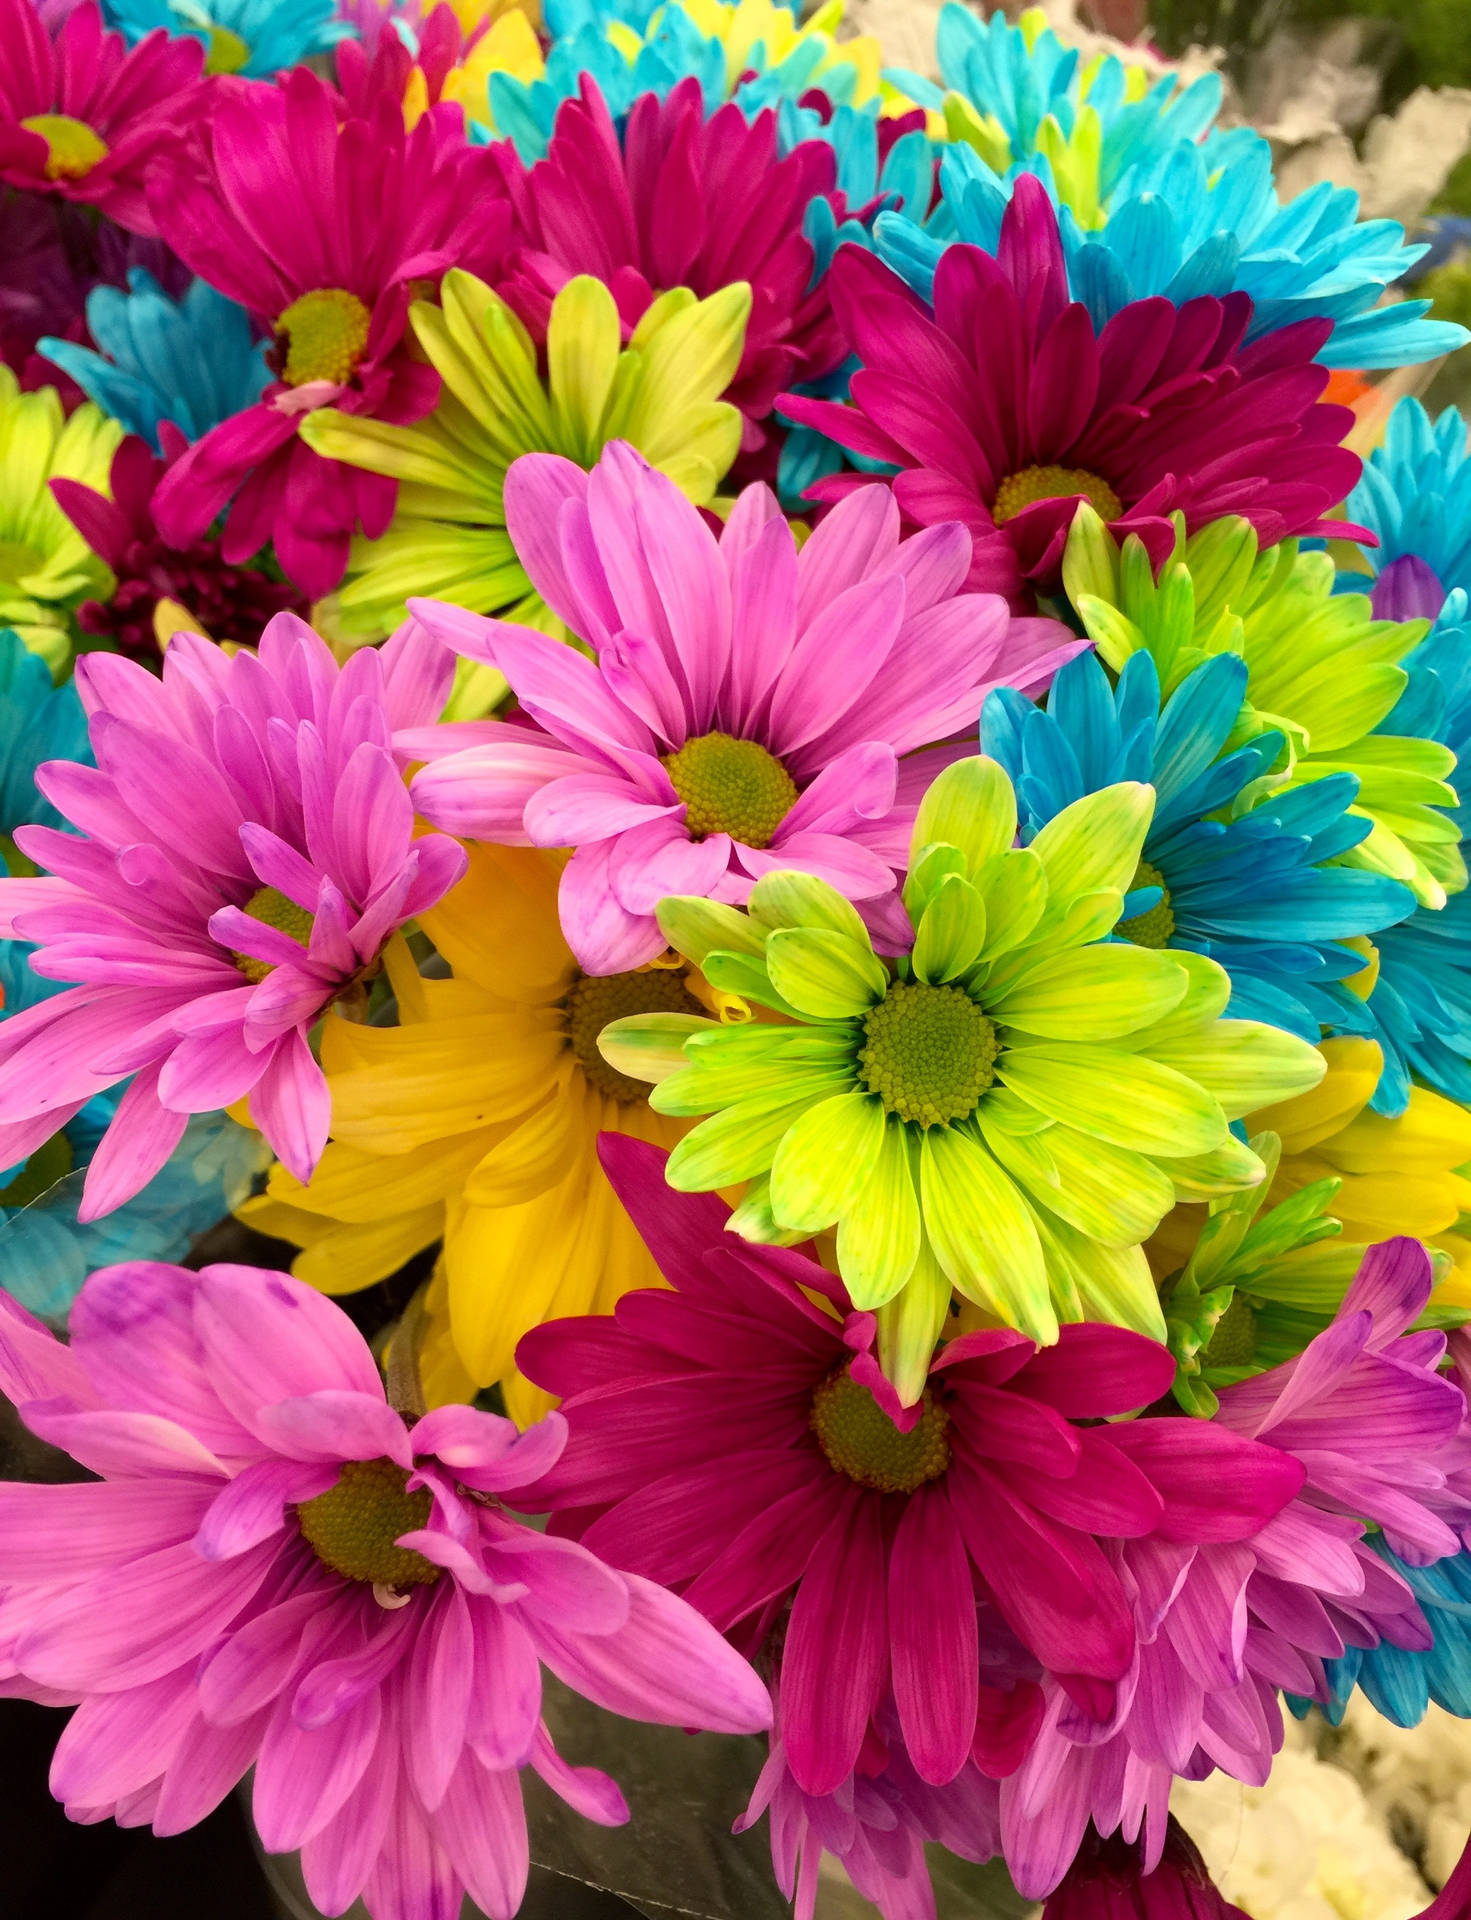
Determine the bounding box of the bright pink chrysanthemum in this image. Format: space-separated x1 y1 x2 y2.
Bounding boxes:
0 612 465 1211
0 0 210 235
404 440 1084 973
143 67 515 598
493 76 846 451
0 1260 770 1920
779 176 1370 608
517 1137 1303 1800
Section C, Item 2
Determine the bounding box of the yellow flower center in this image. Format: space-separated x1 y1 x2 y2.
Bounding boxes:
232 884 314 983
297 1457 440 1588
275 288 373 388
992 464 1123 527
1116 857 1175 949
564 965 705 1103
810 1362 950 1494
662 732 798 849
204 24 252 72
1202 1294 1258 1369
857 980 999 1127
19 114 109 181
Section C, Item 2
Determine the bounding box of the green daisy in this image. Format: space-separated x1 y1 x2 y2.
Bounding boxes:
598 757 1327 1400
1063 506 1463 909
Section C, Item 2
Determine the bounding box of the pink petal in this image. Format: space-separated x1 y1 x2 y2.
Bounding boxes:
606 816 734 916
557 838 668 974
75 1065 188 1221
780 1491 889 1794
888 1483 979 1786
196 1457 338 1560
254 1390 413 1466
247 1029 331 1184
193 1263 386 1423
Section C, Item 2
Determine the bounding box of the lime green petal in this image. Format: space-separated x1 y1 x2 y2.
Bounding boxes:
764 926 888 1019
1035 1208 1166 1339
999 1043 1227 1155
912 875 987 984
747 870 869 940
1029 781 1154 918
769 1089 886 1232
980 1111 1174 1246
546 275 621 463
974 1085 1055 1136
982 888 1124 990
834 1118 921 1308
973 847 1047 960
684 1023 856 1065
726 1174 812 1246
990 943 1188 1040
1168 1135 1267 1201
918 1126 1053 1339
877 1240 951 1408
699 949 812 1019
651 1055 853 1118
665 1087 830 1189
596 1012 713 1085
1144 1023 1326 1119
658 895 767 963
1118 950 1232 1046
909 755 1017 876
903 843 967 924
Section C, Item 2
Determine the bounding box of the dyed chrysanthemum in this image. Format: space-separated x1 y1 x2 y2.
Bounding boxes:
491 77 847 450
100 0 352 76
1042 1820 1251 1919
0 0 210 233
599 756 1326 1381
1064 509 1464 910
780 179 1365 609
0 366 121 672
984 650 1416 1042
521 1136 1302 1797
0 1258 770 1920
38 268 270 453
239 840 704 1413
404 442 1084 974
1346 398 1471 600
301 270 746 646
51 435 309 661
0 613 466 1211
144 67 516 599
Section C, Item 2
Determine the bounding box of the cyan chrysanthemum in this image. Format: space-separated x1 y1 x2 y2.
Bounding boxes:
983 650 1417 1044
100 0 351 77
1302 1540 1471 1728
1347 398 1471 594
38 269 270 455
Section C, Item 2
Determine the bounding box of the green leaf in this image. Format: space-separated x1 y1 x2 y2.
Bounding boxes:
768 1089 886 1232
918 1127 1053 1339
665 1088 825 1189
595 1013 711 1086
999 1043 1227 1156
764 927 887 1019
988 944 1187 1040
909 756 1018 877
912 875 987 984
747 871 869 940
834 1118 921 1308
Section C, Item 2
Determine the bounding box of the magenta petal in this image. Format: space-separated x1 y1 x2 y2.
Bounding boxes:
247 1029 331 1185
252 1681 381 1851
462 1601 542 1770
888 1483 978 1786
74 1064 188 1222
193 1263 386 1420
528 1726 628 1827
436 1753 530 1920
405 1583 475 1809
0 1479 212 1583
557 838 667 975
253 1390 414 1466
779 1491 888 1795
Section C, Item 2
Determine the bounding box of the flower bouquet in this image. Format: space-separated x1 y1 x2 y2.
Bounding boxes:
5 0 1471 1914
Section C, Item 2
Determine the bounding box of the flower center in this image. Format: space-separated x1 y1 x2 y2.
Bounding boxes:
810 1362 950 1494
1201 1294 1258 1369
564 965 705 1103
232 883 314 983
19 114 109 181
274 288 372 389
662 732 798 849
204 24 252 72
1116 858 1175 949
296 1457 440 1588
991 464 1123 527
857 980 999 1126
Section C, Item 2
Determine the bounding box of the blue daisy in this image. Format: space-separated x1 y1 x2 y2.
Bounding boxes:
37 268 270 455
982 650 1418 1042
1346 397 1471 598
100 0 351 78
1296 1540 1471 1728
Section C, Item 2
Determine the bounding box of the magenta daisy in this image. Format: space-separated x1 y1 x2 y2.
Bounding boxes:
494 77 846 454
1041 1821 1252 1919
0 1259 770 1920
779 175 1369 607
404 441 1084 973
517 1136 1303 1800
143 67 515 598
0 0 209 236
0 612 466 1213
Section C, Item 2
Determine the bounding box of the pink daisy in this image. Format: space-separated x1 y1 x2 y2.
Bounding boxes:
517 1136 1302 1799
404 440 1084 973
144 67 515 598
0 1259 770 1920
0 611 465 1213
0 0 209 236
779 175 1370 608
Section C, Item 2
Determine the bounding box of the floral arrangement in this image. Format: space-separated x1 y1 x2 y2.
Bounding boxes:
5 0 1471 1915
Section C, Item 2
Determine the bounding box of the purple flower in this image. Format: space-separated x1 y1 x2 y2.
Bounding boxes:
0 1260 770 1920
0 613 466 1212
404 441 1084 973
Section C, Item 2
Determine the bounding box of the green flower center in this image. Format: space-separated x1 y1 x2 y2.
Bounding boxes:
231 884 314 983
20 114 109 181
1116 858 1176 949
857 980 999 1127
275 288 372 388
662 732 798 849
297 1456 440 1588
564 965 704 1103
1202 1294 1258 1369
992 464 1123 527
810 1362 950 1494
204 24 252 72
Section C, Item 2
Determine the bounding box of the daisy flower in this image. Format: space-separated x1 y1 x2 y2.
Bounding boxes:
144 67 516 599
239 840 705 1410
101 0 352 77
599 756 1326 1383
779 176 1367 609
521 1135 1302 1797
0 612 465 1213
404 441 1084 975
300 270 747 646
0 0 210 235
0 1258 769 1920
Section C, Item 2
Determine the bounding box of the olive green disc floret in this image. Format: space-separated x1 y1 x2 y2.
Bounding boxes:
856 980 1000 1127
